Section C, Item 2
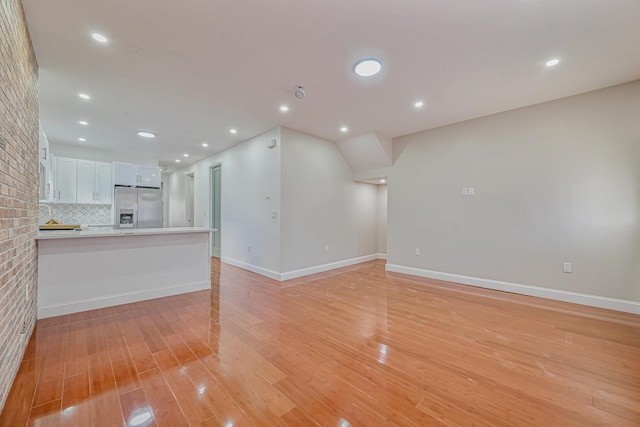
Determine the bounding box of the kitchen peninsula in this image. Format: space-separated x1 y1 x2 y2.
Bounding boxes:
36 227 213 318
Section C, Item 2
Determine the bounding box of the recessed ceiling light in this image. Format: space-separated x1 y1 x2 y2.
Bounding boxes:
279 105 289 112
380 179 386 183
78 93 91 100
545 58 560 67
340 126 348 133
183 153 189 157
202 143 209 147
91 33 108 43
355 58 382 77
175 159 181 163
414 101 424 108
78 138 86 142
78 120 88 125
137 131 156 138
230 129 237 134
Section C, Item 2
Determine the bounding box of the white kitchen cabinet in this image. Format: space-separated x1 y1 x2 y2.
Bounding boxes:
138 165 161 188
113 162 161 188
76 160 113 204
113 162 138 186
38 127 53 202
55 157 77 203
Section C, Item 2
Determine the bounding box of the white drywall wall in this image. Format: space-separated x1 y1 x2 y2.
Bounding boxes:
165 128 282 274
389 80 640 303
280 128 378 273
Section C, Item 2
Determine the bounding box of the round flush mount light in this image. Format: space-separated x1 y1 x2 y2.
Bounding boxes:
137 131 156 138
414 101 424 108
79 120 88 125
355 58 382 77
340 126 348 133
202 143 209 147
279 105 289 112
229 129 237 134
78 137 86 142
380 179 387 183
78 93 91 100
183 153 189 157
545 58 560 67
175 159 181 163
92 33 108 43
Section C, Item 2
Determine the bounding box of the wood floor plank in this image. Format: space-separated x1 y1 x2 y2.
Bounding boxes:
1 259 639 425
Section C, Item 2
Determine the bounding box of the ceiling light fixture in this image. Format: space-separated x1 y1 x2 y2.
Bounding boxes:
414 101 424 108
545 58 560 67
202 143 209 147
230 129 237 134
79 120 88 125
78 93 91 100
137 131 156 138
355 58 382 77
340 126 348 133
183 153 189 157
78 137 86 142
279 105 289 112
91 33 108 43
175 159 181 163
380 179 386 183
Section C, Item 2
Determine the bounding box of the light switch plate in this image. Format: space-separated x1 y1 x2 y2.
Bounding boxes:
562 262 572 273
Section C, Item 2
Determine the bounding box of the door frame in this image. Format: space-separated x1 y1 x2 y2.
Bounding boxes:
209 162 222 258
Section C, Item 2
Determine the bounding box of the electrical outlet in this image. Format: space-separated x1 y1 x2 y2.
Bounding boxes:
325 245 329 253
462 187 469 196
415 248 421 256
247 246 251 253
562 262 572 273
468 187 475 195
271 211 278 219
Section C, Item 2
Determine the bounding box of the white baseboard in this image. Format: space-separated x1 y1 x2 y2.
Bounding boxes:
280 254 380 281
38 281 211 319
385 264 640 315
221 257 282 281
377 253 388 260
223 254 382 282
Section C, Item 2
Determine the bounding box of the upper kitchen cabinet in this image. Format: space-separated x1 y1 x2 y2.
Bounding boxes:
113 162 161 188
77 160 113 204
138 165 161 188
55 157 77 203
38 126 53 202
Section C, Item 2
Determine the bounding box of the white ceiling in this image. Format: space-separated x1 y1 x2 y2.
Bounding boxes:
23 0 640 172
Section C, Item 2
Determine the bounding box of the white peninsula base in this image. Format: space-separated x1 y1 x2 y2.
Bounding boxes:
36 227 212 319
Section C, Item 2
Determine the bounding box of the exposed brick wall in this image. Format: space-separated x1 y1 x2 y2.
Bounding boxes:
0 0 39 411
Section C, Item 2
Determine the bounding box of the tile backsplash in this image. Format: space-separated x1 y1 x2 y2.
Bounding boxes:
39 203 113 225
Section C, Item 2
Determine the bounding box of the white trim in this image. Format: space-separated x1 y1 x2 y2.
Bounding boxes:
221 257 282 281
222 254 382 282
280 254 379 281
38 280 211 319
377 253 387 260
385 264 640 314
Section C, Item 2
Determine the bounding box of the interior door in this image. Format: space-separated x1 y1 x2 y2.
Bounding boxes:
211 165 221 258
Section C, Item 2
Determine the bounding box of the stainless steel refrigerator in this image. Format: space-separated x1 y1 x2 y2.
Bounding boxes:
114 186 163 229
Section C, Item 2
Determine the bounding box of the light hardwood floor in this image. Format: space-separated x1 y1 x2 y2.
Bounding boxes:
1 259 639 426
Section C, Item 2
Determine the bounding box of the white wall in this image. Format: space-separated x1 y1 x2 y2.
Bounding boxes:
377 184 387 254
389 80 640 305
280 128 378 273
50 143 159 166
166 128 282 276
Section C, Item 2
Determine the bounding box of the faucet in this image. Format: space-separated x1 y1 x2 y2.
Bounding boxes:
39 203 52 217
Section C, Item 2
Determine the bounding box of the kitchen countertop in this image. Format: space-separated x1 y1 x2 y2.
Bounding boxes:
36 227 215 240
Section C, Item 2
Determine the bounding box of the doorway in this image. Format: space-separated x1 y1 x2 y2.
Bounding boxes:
186 173 195 227
210 165 221 258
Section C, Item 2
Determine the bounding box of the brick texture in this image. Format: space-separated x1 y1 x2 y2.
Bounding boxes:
0 0 39 411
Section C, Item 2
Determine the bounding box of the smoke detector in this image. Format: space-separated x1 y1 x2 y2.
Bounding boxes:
294 84 305 99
